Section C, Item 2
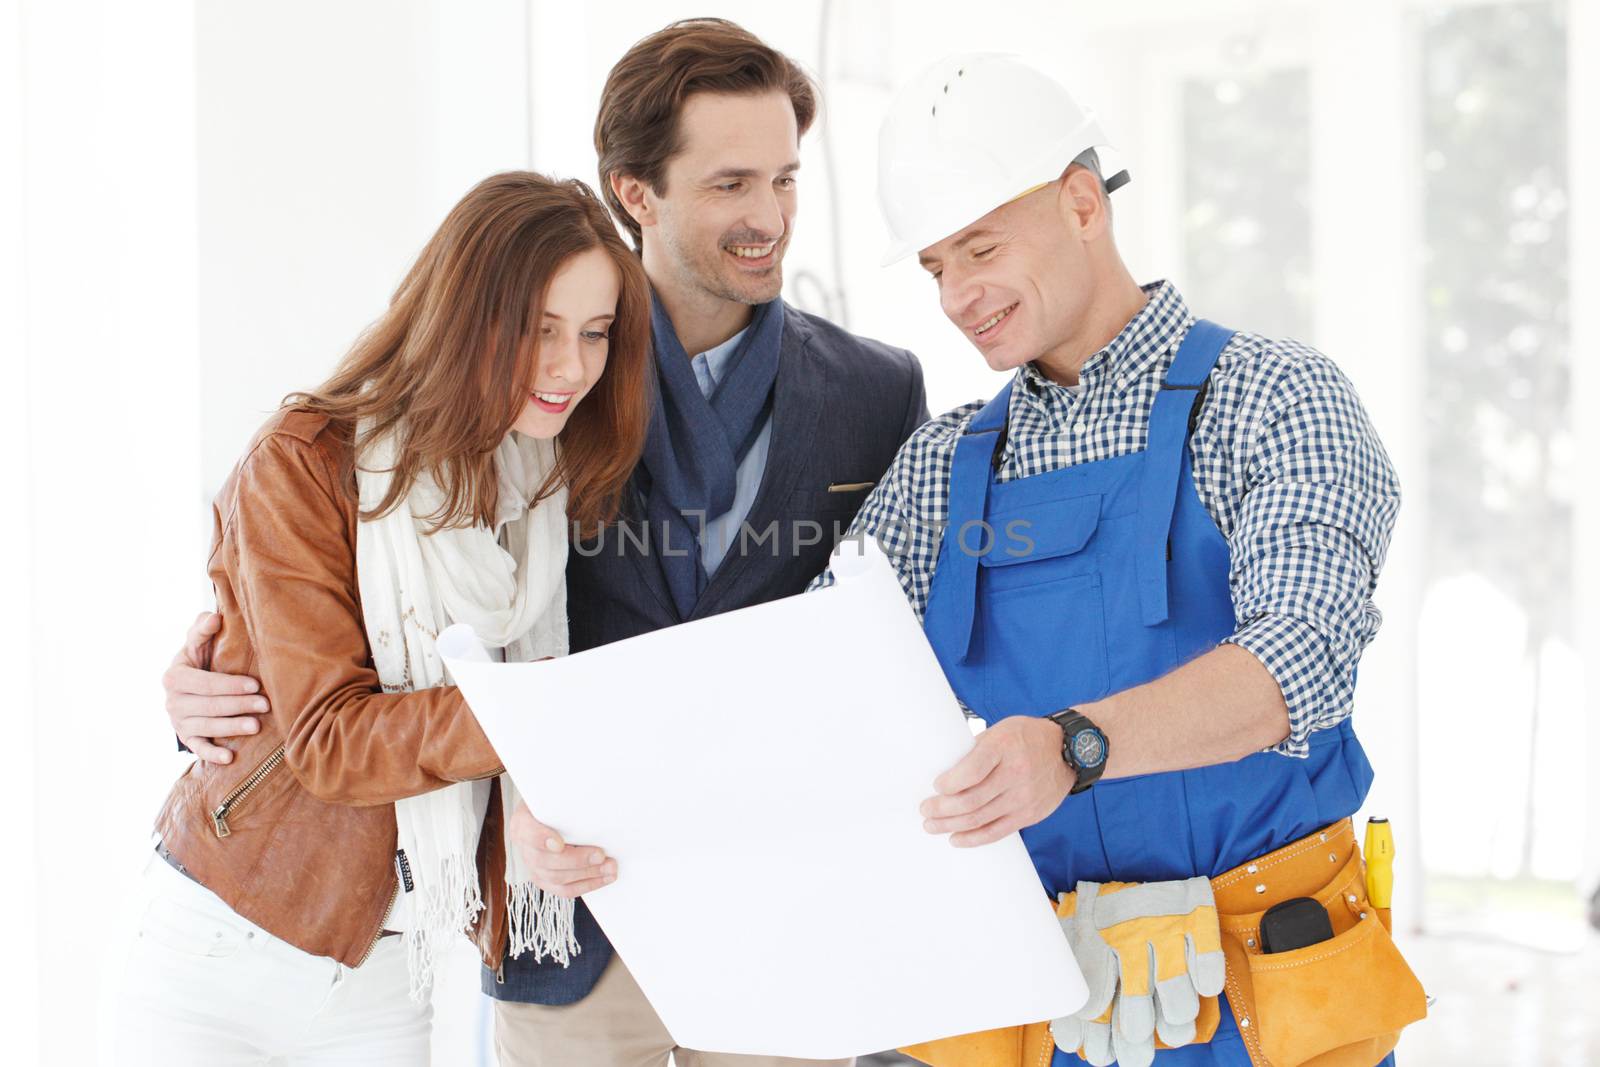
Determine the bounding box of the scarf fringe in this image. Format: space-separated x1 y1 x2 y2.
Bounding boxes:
506 880 580 967
401 852 486 1002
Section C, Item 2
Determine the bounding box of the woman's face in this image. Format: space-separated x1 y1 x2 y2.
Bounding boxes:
513 246 621 439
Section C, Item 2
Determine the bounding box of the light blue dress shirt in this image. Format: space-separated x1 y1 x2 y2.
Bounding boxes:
689 325 772 577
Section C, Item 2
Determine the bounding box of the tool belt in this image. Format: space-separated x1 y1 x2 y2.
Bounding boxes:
900 820 1427 1067
1213 818 1426 1066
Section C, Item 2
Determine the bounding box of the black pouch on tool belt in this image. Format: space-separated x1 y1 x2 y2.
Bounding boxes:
1259 897 1335 955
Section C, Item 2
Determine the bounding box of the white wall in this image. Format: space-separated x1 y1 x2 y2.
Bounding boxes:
0 0 40 1060
195 0 531 501
10 1 202 1062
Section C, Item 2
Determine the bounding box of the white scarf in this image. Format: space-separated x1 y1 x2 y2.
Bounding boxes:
355 418 578 998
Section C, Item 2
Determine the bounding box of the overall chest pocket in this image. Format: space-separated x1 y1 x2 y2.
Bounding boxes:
976 494 1111 716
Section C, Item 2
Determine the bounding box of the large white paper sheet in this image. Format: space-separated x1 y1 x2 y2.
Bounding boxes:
438 543 1085 1059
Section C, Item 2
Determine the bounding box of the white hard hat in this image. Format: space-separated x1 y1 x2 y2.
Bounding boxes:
877 54 1128 265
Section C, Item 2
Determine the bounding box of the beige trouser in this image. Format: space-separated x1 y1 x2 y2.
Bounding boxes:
492 954 854 1067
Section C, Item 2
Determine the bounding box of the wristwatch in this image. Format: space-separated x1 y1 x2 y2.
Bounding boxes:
1046 708 1108 795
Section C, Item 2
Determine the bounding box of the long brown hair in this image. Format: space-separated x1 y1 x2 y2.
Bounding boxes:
289 171 651 534
594 18 819 250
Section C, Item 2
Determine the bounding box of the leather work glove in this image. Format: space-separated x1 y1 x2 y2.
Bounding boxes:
1049 878 1226 1067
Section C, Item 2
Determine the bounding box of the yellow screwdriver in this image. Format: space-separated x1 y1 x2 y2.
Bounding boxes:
1364 817 1394 911
1366 818 1433 1008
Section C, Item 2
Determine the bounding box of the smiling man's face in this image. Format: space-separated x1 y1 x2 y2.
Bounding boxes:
645 90 801 308
917 182 1094 374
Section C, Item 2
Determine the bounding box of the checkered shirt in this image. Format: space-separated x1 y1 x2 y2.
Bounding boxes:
812 281 1401 757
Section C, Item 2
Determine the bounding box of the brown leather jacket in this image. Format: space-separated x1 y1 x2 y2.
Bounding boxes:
156 408 516 969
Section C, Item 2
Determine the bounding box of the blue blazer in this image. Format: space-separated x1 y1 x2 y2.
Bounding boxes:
484 304 929 1005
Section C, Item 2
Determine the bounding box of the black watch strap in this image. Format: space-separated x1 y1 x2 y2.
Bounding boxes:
1048 708 1108 795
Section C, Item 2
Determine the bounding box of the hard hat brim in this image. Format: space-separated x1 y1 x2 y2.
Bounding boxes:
878 117 1114 267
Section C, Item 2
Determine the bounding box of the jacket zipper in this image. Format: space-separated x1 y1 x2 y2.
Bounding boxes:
209 741 399 969
210 744 285 838
356 878 400 967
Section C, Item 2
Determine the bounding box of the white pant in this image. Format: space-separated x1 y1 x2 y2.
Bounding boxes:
114 855 431 1066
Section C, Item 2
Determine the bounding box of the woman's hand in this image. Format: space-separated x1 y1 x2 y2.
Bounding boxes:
507 801 617 898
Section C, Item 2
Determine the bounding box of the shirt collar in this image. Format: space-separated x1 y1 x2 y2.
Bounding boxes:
690 325 751 394
1016 280 1193 403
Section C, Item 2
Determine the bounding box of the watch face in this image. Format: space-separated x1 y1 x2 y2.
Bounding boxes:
1070 728 1108 770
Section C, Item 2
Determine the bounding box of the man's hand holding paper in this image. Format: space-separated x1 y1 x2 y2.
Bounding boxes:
920 714 1076 848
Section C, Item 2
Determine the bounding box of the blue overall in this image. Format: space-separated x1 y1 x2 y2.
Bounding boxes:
922 322 1390 1066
